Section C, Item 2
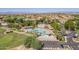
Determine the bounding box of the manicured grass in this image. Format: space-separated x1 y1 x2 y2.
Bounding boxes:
0 32 27 49
12 28 23 32
0 27 5 33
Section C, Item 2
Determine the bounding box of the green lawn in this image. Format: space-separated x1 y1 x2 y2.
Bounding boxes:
0 32 27 49
12 28 23 32
0 27 5 33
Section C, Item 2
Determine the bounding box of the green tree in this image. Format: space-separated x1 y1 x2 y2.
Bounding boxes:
64 20 76 30
23 20 36 27
4 16 16 23
50 20 61 30
54 31 65 41
16 17 24 23
24 36 43 50
74 19 79 29
56 34 65 41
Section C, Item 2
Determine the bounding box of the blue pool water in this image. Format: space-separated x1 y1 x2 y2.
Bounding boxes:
26 28 48 36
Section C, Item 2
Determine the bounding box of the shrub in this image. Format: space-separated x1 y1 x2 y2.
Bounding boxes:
24 36 43 50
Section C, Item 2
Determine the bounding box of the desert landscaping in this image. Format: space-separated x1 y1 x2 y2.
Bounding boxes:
0 13 79 50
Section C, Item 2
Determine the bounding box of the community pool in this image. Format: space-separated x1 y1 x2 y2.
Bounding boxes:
26 28 50 36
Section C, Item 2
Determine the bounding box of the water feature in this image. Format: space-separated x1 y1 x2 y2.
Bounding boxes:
26 28 50 36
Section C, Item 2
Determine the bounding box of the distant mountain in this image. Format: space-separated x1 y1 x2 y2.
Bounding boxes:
0 8 79 14
0 11 79 14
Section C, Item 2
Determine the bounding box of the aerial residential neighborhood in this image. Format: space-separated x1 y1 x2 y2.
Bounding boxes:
0 8 79 50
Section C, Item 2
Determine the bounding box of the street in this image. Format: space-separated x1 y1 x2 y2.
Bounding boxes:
41 38 79 50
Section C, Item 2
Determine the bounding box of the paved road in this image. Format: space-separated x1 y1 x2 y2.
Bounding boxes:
65 38 79 50
41 37 79 50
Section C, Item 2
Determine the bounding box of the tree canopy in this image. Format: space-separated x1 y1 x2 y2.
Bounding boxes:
64 20 76 30
24 36 43 50
50 20 61 30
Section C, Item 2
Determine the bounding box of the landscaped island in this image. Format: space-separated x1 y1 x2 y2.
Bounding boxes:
0 13 79 50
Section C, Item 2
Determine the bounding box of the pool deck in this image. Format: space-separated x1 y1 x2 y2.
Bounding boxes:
37 35 58 41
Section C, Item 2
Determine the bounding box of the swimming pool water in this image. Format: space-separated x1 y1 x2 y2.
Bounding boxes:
26 28 49 36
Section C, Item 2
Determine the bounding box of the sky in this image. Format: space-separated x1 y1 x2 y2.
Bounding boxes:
0 8 79 13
